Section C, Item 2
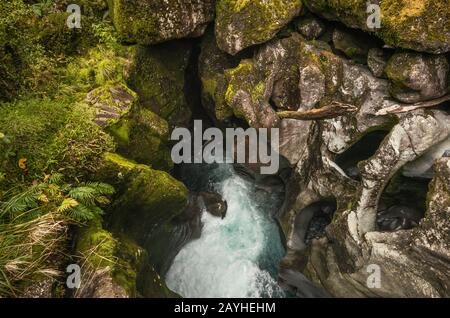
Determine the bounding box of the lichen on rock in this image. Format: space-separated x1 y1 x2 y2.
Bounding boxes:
107 0 215 45
215 0 302 55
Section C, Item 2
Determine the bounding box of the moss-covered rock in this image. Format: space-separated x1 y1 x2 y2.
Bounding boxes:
75 218 176 297
215 0 302 55
224 59 280 128
86 83 136 128
126 109 173 171
296 15 326 41
303 0 450 54
107 0 215 45
385 52 449 103
97 153 188 231
126 42 192 127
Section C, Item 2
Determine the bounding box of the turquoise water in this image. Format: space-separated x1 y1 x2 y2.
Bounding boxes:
166 164 286 298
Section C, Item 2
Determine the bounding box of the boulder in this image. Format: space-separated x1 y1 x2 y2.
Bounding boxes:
215 0 302 55
385 52 449 103
86 83 136 128
198 191 228 219
107 0 215 44
303 0 450 54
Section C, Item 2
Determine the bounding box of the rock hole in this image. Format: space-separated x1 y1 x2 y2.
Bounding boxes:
291 199 337 251
335 130 390 180
377 173 430 232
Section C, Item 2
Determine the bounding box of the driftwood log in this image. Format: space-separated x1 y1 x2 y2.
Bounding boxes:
277 102 358 120
376 94 450 116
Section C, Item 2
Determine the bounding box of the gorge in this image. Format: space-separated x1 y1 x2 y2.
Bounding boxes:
0 0 449 299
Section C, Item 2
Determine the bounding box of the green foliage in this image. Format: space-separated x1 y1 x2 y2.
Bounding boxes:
1 173 115 223
0 100 116 186
46 102 116 180
0 0 44 100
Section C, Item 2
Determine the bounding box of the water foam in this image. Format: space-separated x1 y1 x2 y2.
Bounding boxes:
166 169 285 298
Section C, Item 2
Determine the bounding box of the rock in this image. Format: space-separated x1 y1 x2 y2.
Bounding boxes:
296 16 326 40
198 191 228 219
86 83 136 128
367 48 389 78
290 201 335 251
403 136 450 178
125 109 173 171
385 52 449 103
107 0 215 45
215 0 302 55
224 59 280 128
303 0 450 54
199 30 239 123
332 28 373 63
97 153 188 235
278 268 331 298
299 64 326 109
126 42 193 126
279 119 317 166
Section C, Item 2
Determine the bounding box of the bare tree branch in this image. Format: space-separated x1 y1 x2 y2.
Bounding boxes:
376 94 450 116
277 102 358 120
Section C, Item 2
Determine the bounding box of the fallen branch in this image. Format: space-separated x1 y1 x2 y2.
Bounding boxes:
376 94 450 116
277 102 358 120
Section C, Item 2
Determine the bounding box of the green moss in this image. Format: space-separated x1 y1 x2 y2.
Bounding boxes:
304 0 449 53
45 102 116 180
216 0 303 53
126 43 192 126
107 117 131 145
76 220 117 269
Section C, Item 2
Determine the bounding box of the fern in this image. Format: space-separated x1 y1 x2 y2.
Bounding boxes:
48 173 64 185
82 182 115 196
66 204 95 222
68 187 97 206
0 187 41 218
57 198 79 213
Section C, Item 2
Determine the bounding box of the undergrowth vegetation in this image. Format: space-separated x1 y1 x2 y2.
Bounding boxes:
0 173 114 296
0 0 124 296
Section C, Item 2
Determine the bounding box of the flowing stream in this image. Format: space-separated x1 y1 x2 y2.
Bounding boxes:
166 163 286 298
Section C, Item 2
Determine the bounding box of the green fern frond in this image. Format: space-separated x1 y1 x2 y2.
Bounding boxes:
82 182 115 196
66 204 95 222
0 187 41 218
48 173 64 185
68 187 97 206
57 198 79 213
